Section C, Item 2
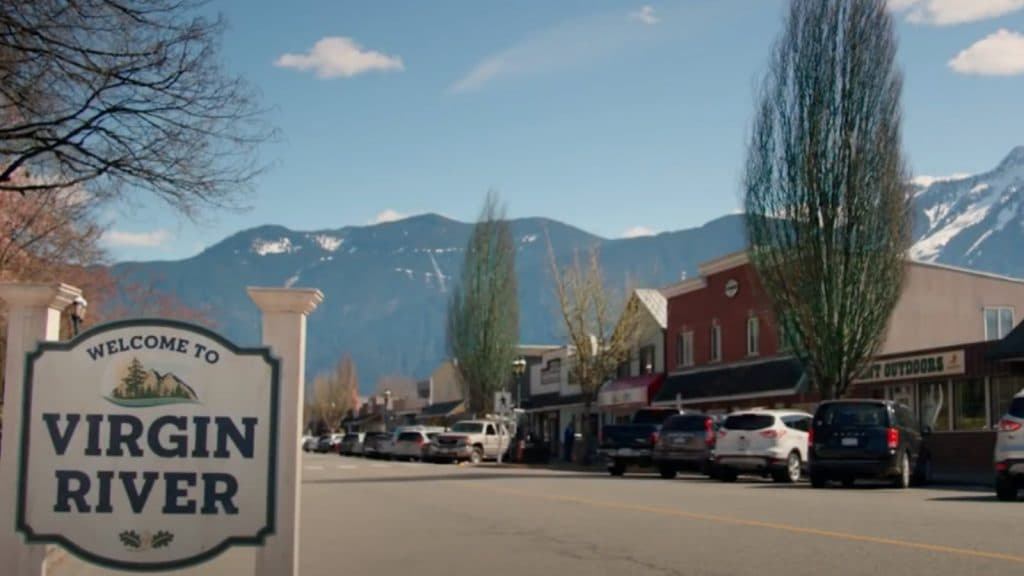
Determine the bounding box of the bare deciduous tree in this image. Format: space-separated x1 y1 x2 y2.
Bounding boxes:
310 355 359 432
549 243 641 462
743 0 912 399
0 0 273 216
447 191 519 416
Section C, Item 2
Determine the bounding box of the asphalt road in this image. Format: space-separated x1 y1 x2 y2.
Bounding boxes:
51 452 1024 576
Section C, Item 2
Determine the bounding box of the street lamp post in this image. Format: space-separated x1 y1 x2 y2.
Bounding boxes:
503 357 527 465
383 389 392 433
68 295 87 337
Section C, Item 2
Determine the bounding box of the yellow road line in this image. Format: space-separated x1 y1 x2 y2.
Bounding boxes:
463 484 1024 564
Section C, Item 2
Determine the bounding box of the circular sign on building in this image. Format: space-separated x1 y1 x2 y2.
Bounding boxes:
16 319 280 572
725 279 739 298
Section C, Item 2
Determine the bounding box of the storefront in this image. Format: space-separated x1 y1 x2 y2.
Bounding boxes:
522 393 583 462
653 357 814 413
598 373 665 426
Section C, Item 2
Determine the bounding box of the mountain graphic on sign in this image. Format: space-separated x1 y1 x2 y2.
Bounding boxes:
106 357 199 407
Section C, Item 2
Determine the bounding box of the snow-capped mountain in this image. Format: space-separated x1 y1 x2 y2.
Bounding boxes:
911 146 1024 275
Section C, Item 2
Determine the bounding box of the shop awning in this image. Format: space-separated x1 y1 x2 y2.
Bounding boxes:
654 358 807 404
598 373 664 408
988 322 1024 361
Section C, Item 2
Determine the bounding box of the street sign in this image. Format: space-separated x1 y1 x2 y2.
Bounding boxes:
494 391 512 414
16 319 280 572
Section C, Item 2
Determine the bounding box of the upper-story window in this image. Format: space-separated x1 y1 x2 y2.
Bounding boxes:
985 307 1014 340
747 316 760 356
638 345 656 374
677 331 694 368
710 323 722 362
540 359 561 386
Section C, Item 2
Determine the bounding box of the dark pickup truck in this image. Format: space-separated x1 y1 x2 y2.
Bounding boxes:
599 407 682 476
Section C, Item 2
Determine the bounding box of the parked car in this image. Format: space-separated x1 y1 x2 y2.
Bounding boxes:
362 432 391 459
808 399 930 489
301 435 317 453
339 432 365 456
994 390 1024 501
431 419 512 464
314 433 345 454
392 430 443 461
714 409 811 483
652 412 721 478
599 407 683 476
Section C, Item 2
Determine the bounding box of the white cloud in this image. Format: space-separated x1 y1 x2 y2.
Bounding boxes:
449 10 650 94
949 29 1024 76
891 0 1024 26
622 226 656 238
103 229 172 248
629 6 659 25
275 37 404 79
370 209 409 225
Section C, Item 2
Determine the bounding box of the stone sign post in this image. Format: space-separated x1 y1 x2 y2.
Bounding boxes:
0 282 82 576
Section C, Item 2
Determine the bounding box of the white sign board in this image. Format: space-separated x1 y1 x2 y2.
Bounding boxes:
494 391 512 414
16 320 279 572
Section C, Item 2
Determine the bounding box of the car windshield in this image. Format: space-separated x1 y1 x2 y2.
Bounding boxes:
723 414 775 431
818 403 890 428
633 410 675 425
663 415 708 431
1009 397 1024 418
451 422 484 433
397 432 421 441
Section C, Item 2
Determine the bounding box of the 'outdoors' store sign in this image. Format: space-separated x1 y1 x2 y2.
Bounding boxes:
854 349 965 384
16 320 280 572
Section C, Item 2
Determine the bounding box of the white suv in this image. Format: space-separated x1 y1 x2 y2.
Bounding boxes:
994 391 1024 501
715 409 812 483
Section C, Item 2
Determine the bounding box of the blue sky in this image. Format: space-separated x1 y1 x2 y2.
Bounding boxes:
103 0 1024 261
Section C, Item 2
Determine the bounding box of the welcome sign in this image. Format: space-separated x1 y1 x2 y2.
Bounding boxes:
16 319 280 572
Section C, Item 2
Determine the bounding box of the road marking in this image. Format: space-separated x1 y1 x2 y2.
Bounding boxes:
463 485 1024 565
336 465 356 470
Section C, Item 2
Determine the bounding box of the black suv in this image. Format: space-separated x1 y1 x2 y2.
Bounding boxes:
808 399 930 489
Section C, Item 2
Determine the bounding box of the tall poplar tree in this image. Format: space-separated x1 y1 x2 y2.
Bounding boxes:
744 0 912 399
447 191 519 416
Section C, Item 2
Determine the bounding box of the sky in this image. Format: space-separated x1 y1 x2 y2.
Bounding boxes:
102 0 1024 262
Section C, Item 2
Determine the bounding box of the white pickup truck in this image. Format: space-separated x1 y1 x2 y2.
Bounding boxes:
430 419 514 464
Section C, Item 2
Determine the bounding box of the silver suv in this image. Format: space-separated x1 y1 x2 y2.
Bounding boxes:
995 391 1024 501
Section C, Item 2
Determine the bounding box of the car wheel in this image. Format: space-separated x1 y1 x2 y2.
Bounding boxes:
774 451 801 483
719 468 738 483
892 452 911 489
469 447 483 465
608 463 626 477
659 466 677 479
810 471 827 488
996 475 1018 502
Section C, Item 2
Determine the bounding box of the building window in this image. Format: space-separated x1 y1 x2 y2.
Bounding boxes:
919 380 950 432
985 307 1014 340
991 375 1024 425
677 331 694 367
638 345 656 374
747 316 760 356
710 324 722 362
954 378 987 430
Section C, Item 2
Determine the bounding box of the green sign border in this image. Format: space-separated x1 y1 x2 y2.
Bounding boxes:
15 318 281 572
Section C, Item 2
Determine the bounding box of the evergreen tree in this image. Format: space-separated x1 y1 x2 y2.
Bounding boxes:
122 358 148 398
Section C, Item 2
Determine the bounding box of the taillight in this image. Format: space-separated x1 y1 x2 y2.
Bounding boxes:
808 427 814 446
649 431 660 446
704 418 715 447
998 419 1023 432
996 461 1009 472
887 427 899 450
416 437 425 445
718 429 728 438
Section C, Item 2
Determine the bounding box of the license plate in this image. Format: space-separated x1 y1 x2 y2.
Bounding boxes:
841 437 858 447
737 438 748 450
618 448 635 456
673 435 692 445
